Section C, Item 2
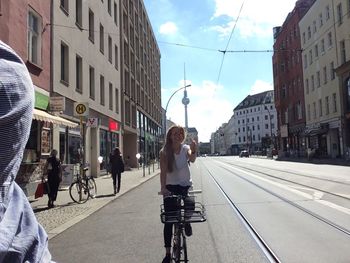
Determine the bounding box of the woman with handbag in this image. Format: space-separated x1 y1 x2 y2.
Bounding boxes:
109 147 125 195
43 149 62 208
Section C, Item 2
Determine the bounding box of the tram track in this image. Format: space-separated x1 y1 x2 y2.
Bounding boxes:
202 160 350 262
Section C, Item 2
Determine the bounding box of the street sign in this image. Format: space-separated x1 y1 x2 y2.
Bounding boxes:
50 96 65 112
87 118 98 127
73 102 89 117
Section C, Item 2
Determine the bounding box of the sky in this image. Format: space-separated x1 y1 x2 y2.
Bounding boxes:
143 0 299 142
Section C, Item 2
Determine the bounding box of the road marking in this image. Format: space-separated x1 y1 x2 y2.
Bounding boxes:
217 161 350 216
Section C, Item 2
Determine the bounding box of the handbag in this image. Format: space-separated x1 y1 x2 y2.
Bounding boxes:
35 182 44 199
43 180 50 195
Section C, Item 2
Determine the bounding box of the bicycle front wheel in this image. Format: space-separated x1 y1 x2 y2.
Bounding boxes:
88 177 97 198
69 181 89 204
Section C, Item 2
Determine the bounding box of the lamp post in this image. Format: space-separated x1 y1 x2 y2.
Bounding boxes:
164 84 191 134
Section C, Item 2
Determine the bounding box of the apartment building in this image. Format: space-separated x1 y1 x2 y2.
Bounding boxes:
273 0 315 157
119 0 162 168
0 1 78 194
334 0 350 159
300 0 343 158
52 0 122 176
232 91 277 154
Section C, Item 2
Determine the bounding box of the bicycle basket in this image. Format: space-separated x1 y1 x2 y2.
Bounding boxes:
160 202 206 224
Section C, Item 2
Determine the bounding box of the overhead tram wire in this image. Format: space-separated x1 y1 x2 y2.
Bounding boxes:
216 0 245 85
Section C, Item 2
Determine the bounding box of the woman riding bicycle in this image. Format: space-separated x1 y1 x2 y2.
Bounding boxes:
159 125 197 263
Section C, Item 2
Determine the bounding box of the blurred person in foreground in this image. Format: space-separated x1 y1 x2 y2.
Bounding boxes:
159 125 197 263
0 41 53 262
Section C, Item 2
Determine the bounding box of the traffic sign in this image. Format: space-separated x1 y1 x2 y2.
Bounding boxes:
73 102 89 117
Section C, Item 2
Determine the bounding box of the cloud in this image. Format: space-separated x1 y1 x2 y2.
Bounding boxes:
249 80 273 95
165 80 233 142
159 21 178 35
211 0 298 38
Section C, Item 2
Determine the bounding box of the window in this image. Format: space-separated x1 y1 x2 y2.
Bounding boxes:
319 13 323 27
304 54 308 68
326 5 330 20
302 32 306 44
330 62 335 80
333 93 337 113
60 0 69 13
309 50 313 65
108 36 112 63
313 102 316 119
305 78 309 94
340 40 346 64
76 0 82 27
314 44 319 58
76 55 82 93
319 99 323 117
100 23 104 53
108 0 112 15
89 9 94 42
311 75 315 91
347 78 350 111
313 20 317 33
328 32 333 48
60 42 69 84
323 66 327 84
100 75 105 105
316 71 320 88
115 45 119 69
89 66 95 99
115 88 119 113
114 2 118 25
297 101 302 120
307 104 311 120
307 26 311 39
337 3 343 25
109 82 113 110
321 39 325 53
27 9 42 65
325 96 330 115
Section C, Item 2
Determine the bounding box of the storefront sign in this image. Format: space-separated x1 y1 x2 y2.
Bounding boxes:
87 118 99 128
109 119 119 131
41 128 51 155
35 91 49 110
280 125 288 138
50 96 65 112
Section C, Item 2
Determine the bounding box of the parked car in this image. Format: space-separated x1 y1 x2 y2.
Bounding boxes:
239 150 249 157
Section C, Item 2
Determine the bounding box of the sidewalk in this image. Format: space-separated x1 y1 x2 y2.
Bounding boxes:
29 165 160 240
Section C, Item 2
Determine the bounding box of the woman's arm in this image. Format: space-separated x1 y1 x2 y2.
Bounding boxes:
159 150 170 195
188 140 197 163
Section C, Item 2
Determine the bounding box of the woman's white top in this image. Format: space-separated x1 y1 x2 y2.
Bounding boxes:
166 144 192 187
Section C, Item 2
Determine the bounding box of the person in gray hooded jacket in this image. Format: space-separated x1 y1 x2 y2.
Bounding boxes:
0 41 53 262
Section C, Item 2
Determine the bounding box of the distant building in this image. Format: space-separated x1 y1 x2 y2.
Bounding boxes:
186 127 198 145
233 91 277 154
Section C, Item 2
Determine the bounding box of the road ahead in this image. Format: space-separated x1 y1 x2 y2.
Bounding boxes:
49 157 350 263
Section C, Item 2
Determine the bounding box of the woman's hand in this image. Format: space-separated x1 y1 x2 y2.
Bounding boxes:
160 187 171 196
190 139 197 154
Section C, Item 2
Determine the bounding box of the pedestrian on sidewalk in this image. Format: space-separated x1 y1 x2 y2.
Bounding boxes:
0 41 53 262
43 149 62 208
109 147 125 195
159 125 197 263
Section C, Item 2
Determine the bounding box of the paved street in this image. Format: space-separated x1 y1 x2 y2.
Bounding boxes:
29 164 160 240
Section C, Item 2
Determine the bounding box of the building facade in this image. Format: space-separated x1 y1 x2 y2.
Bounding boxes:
334 0 350 160
233 91 277 154
51 0 122 177
300 0 343 158
273 0 315 157
119 0 162 168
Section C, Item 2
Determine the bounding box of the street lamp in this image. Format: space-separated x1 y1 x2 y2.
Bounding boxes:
164 84 191 134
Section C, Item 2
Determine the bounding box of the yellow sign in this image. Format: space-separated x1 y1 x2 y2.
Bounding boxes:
73 102 89 116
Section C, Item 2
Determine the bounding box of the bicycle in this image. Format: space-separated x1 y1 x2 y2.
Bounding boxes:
160 190 206 263
69 165 97 204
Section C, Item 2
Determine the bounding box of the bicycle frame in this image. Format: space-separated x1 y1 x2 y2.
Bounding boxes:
160 191 206 263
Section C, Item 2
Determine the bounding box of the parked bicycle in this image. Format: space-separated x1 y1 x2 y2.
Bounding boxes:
69 165 97 204
160 190 206 263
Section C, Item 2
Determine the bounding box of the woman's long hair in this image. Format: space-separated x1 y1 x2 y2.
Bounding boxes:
161 125 186 173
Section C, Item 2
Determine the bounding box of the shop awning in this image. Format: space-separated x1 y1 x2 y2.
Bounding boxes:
33 108 78 128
